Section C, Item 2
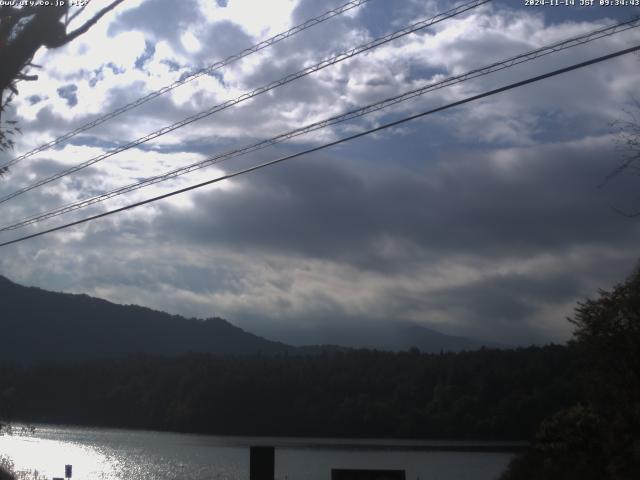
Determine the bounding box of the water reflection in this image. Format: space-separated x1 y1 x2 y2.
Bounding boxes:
0 433 116 479
0 425 513 480
1 426 248 480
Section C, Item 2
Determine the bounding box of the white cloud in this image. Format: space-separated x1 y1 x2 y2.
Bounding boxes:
198 0 297 37
2 0 640 346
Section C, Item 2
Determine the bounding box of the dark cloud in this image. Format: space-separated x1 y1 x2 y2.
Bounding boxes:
3 0 640 348
57 84 78 107
161 59 182 72
421 252 639 345
27 95 44 105
134 41 156 70
3 134 639 346
196 20 254 62
108 0 201 43
292 0 435 39
155 137 640 266
426 274 572 332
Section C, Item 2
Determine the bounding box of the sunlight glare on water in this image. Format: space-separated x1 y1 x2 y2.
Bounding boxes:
0 425 513 480
0 433 117 479
1 425 248 480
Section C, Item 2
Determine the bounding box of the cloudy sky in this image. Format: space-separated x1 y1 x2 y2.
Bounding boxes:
1 0 639 346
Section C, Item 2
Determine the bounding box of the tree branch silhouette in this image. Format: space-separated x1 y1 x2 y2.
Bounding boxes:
0 2 124 163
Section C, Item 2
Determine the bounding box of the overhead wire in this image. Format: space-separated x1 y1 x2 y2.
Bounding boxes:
0 0 373 170
1 16 637 233
1 43 638 248
0 0 491 205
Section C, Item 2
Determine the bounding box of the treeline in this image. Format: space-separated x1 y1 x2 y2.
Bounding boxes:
0 345 582 440
500 268 640 480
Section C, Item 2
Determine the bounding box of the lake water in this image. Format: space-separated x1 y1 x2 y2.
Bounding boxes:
0 424 519 480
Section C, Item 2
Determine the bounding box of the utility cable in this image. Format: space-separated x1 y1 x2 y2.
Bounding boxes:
1 43 638 248
0 0 373 170
0 0 490 205
1 16 637 233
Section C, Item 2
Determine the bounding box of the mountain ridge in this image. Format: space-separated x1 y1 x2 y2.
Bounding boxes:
0 274 293 362
0 274 500 362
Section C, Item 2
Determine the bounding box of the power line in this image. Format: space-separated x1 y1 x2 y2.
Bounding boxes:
0 0 372 170
2 43 638 249
2 16 637 233
0 0 490 205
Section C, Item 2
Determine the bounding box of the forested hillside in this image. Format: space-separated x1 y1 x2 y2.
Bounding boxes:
0 345 580 440
0 275 290 361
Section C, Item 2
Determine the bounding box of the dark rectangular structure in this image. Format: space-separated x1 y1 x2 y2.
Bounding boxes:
250 446 275 480
331 469 406 480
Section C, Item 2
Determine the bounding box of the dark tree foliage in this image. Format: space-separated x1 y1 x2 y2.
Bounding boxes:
605 96 640 217
570 266 640 412
609 99 640 184
501 267 640 480
0 346 581 440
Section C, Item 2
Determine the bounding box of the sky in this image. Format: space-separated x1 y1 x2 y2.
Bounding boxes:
1 0 639 347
